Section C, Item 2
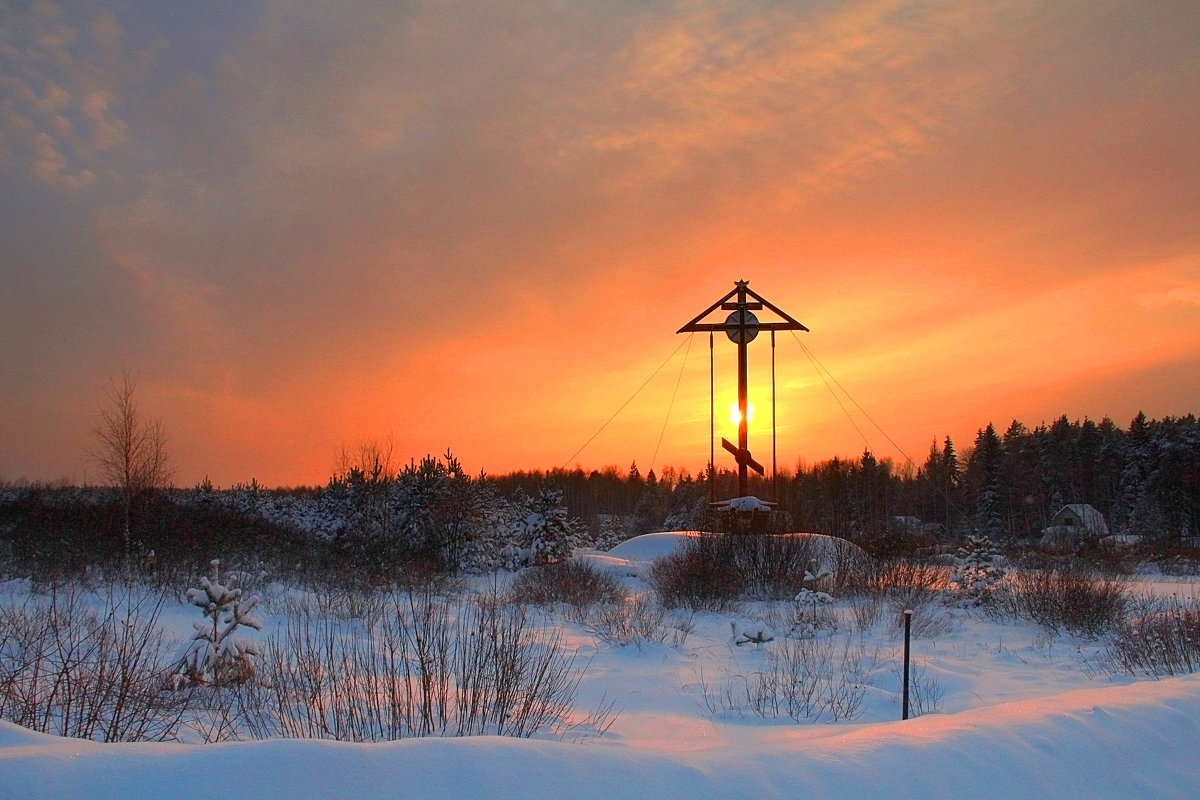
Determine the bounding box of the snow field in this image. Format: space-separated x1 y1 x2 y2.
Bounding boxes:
3 532 1200 798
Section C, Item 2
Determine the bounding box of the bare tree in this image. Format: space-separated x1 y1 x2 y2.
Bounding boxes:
333 434 398 546
93 371 173 561
333 434 397 486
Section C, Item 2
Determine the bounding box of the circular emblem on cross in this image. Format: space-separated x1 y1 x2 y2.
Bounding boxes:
725 308 759 344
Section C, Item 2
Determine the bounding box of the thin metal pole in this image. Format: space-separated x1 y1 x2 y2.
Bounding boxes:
709 331 715 505
902 609 913 720
771 329 777 503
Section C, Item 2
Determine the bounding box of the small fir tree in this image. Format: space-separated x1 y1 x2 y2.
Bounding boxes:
175 559 262 687
952 535 1006 605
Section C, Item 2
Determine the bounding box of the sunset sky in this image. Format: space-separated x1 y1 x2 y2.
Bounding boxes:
2 1 1199 488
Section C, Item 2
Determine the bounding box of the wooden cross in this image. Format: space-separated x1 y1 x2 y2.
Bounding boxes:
678 280 807 498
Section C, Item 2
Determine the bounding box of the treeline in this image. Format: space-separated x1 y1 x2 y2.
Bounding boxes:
3 412 1197 577
501 412 1200 552
0 453 585 580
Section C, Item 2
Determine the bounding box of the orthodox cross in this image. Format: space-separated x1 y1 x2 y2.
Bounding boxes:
677 280 808 498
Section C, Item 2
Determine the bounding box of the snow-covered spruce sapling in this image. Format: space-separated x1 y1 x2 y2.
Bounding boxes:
951 534 1006 605
175 559 262 687
791 587 835 638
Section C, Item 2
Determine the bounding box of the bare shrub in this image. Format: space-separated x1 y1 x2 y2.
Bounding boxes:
649 536 744 610
852 561 953 638
650 533 871 609
700 633 875 722
723 534 826 599
849 594 884 632
559 693 621 743
280 585 385 622
901 605 955 639
0 584 186 741
898 661 944 717
1106 594 1200 676
510 560 626 617
715 533 872 599
181 680 275 743
994 568 1128 639
587 596 693 649
860 561 950 606
262 585 583 740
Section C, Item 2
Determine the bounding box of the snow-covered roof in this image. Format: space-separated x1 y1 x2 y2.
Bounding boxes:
1052 504 1110 536
713 496 774 512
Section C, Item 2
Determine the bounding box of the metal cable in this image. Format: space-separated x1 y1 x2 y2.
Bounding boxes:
559 335 692 469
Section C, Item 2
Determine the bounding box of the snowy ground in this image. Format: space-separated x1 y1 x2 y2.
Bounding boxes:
3 534 1200 799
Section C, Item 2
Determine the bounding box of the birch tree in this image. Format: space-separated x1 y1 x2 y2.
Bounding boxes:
92 371 172 562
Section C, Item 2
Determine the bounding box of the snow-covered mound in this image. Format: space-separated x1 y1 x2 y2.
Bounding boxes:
570 531 700 579
777 531 872 578
572 531 870 583
605 531 702 561
3 677 1199 799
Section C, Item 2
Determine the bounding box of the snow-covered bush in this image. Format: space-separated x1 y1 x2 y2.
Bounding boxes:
951 535 1006 605
317 450 494 574
589 514 630 553
461 487 586 573
518 487 586 565
174 560 262 687
731 618 776 647
791 588 836 638
661 496 709 535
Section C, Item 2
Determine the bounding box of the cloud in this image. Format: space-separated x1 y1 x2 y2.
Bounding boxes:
30 130 93 190
1130 254 1200 310
2 1 1200 484
0 3 160 193
1137 285 1200 310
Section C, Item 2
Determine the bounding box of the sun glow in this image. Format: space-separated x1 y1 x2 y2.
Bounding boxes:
729 401 755 427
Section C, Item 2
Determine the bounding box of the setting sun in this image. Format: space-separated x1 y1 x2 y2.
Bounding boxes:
729 402 756 428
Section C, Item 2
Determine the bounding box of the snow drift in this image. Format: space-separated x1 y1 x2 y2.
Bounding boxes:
2 676 1198 799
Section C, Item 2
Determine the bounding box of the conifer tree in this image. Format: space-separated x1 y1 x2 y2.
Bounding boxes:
966 424 1005 538
175 559 262 687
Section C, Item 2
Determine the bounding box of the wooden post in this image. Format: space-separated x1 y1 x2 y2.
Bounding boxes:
736 305 749 497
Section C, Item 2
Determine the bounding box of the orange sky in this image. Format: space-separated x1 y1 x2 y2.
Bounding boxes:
2 1 1199 488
